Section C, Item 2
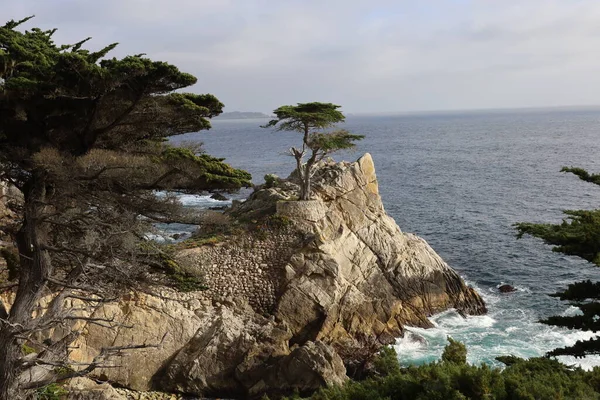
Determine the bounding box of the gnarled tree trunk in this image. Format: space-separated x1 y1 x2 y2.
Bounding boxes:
0 173 52 399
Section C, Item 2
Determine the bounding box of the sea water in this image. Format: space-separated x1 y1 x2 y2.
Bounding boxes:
170 108 600 369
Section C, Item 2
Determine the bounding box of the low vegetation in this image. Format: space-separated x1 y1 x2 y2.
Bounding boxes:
281 339 600 400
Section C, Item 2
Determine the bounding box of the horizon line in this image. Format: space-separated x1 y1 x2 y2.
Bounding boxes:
344 104 600 116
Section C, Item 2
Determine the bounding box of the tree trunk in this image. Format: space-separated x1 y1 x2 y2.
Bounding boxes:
0 331 19 399
0 173 52 399
299 148 319 201
300 171 311 201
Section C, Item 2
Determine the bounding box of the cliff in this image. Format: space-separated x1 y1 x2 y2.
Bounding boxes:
68 154 485 399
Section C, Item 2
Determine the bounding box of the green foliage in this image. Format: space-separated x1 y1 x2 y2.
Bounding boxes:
441 337 468 364
548 337 600 358
551 280 600 301
562 166 600 185
515 209 600 265
170 271 208 293
263 102 345 133
262 102 363 200
35 383 68 400
308 130 365 152
176 234 223 249
284 341 600 400
0 16 254 397
516 166 600 357
159 250 207 292
266 215 292 228
264 174 279 188
0 16 250 191
21 343 36 355
371 346 401 377
161 147 251 189
293 356 600 400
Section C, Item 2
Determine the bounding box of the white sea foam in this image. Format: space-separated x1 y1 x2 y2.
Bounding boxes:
146 193 237 242
395 299 600 370
178 194 232 207
561 306 583 317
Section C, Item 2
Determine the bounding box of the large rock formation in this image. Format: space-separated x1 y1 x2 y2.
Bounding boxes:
72 154 485 398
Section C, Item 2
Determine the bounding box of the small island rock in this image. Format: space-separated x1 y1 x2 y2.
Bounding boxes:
498 284 516 293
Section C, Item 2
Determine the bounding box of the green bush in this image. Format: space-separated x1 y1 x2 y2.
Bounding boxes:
35 383 68 400
290 339 600 400
264 174 279 188
372 346 401 377
441 337 467 364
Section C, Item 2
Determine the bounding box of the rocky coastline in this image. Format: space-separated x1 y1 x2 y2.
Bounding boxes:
66 153 486 399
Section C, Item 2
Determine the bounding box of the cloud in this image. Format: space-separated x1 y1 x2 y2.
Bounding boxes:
3 0 600 112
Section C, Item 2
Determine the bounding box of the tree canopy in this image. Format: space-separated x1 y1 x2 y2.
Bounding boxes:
263 102 347 134
263 102 363 200
0 16 250 398
516 167 600 358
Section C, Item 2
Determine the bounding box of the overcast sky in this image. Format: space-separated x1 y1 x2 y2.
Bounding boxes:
4 0 600 113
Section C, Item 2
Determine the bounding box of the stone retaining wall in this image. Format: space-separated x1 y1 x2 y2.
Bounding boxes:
176 228 305 314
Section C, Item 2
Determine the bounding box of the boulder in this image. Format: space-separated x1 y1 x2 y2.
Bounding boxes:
210 192 228 201
157 304 346 398
66 378 126 400
498 284 516 293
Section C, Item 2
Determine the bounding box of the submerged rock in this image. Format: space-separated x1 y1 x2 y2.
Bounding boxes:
210 192 228 201
498 284 516 293
72 153 486 398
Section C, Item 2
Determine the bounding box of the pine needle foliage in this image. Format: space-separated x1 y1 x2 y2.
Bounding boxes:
515 166 600 358
262 102 363 200
0 17 250 397
288 341 600 400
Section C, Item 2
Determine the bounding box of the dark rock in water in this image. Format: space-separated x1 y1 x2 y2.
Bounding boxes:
498 284 516 293
407 332 428 345
171 233 182 240
208 205 228 211
210 192 228 201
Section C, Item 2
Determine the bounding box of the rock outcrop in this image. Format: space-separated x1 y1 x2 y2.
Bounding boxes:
71 153 485 399
498 284 516 293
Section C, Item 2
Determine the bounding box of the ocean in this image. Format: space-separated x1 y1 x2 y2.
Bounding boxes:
170 108 600 369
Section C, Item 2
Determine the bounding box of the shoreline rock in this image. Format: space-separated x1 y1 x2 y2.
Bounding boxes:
498 284 517 293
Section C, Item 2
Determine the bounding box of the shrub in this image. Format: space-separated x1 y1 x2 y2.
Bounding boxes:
371 346 401 377
35 383 68 400
441 337 467 364
289 340 600 400
159 251 207 292
264 174 279 188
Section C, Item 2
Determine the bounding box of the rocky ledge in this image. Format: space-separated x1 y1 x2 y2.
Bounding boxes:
70 153 485 399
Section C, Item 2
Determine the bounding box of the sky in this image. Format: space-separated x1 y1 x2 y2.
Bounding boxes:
3 0 600 113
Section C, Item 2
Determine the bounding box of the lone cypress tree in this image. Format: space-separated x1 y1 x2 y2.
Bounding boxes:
0 17 250 398
263 102 364 200
516 167 600 358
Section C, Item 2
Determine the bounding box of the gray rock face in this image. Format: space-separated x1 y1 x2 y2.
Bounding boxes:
256 154 486 349
66 378 126 400
72 154 485 398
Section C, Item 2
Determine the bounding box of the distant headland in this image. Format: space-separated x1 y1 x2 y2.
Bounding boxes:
214 111 271 120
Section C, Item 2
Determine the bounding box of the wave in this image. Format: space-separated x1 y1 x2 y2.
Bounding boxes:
394 301 600 370
178 194 232 207
153 191 234 208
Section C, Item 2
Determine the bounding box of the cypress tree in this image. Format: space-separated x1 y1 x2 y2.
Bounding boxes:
0 17 250 398
516 166 600 358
